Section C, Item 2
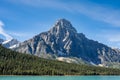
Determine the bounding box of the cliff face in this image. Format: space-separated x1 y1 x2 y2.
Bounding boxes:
14 19 120 65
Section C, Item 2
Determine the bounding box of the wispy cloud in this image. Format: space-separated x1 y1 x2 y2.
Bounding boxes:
9 0 120 27
96 30 120 48
99 30 120 42
0 21 13 40
73 3 120 27
8 31 34 41
9 0 68 10
8 32 29 37
107 34 120 42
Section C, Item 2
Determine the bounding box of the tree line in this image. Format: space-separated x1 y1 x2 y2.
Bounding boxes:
0 45 120 75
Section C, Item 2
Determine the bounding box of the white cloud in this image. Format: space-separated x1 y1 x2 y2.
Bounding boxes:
0 21 13 40
9 0 120 27
74 3 120 27
8 31 36 41
96 31 120 48
9 0 67 9
99 30 120 42
106 34 120 42
8 32 28 37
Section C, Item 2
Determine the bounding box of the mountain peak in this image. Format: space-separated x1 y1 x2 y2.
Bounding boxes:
50 18 77 33
56 18 71 24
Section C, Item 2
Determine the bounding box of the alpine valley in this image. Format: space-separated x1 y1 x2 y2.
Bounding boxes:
8 19 120 68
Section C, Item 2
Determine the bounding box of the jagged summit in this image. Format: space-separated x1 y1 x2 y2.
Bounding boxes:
14 19 120 66
50 19 77 33
55 18 72 26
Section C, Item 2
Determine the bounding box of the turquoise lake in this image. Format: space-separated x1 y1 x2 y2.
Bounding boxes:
0 76 120 80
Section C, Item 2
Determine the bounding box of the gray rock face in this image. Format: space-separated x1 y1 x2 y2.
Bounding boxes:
15 19 120 65
2 39 19 48
0 38 4 44
0 37 19 48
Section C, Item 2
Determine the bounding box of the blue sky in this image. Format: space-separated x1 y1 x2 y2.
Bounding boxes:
0 0 120 48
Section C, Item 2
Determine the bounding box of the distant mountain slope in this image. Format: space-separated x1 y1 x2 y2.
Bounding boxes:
0 38 4 44
0 37 19 49
0 45 120 75
2 39 19 48
14 19 120 66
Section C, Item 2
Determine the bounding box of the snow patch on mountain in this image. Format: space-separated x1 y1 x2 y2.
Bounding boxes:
2 39 12 44
9 44 20 49
2 39 20 48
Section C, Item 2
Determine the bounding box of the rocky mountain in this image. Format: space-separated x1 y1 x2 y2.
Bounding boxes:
14 19 120 66
2 39 19 48
0 37 19 48
0 38 4 44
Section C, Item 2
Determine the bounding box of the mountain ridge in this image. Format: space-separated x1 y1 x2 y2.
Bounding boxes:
0 38 19 48
14 19 120 67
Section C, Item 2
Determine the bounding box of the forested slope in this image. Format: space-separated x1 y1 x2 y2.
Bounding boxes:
0 45 120 75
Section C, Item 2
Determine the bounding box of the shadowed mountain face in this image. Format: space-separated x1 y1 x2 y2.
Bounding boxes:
0 38 19 48
14 19 120 65
0 38 4 44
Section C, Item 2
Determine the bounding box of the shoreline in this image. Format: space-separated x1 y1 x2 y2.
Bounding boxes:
0 75 120 76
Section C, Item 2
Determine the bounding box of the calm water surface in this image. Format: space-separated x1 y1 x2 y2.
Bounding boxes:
0 76 120 80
